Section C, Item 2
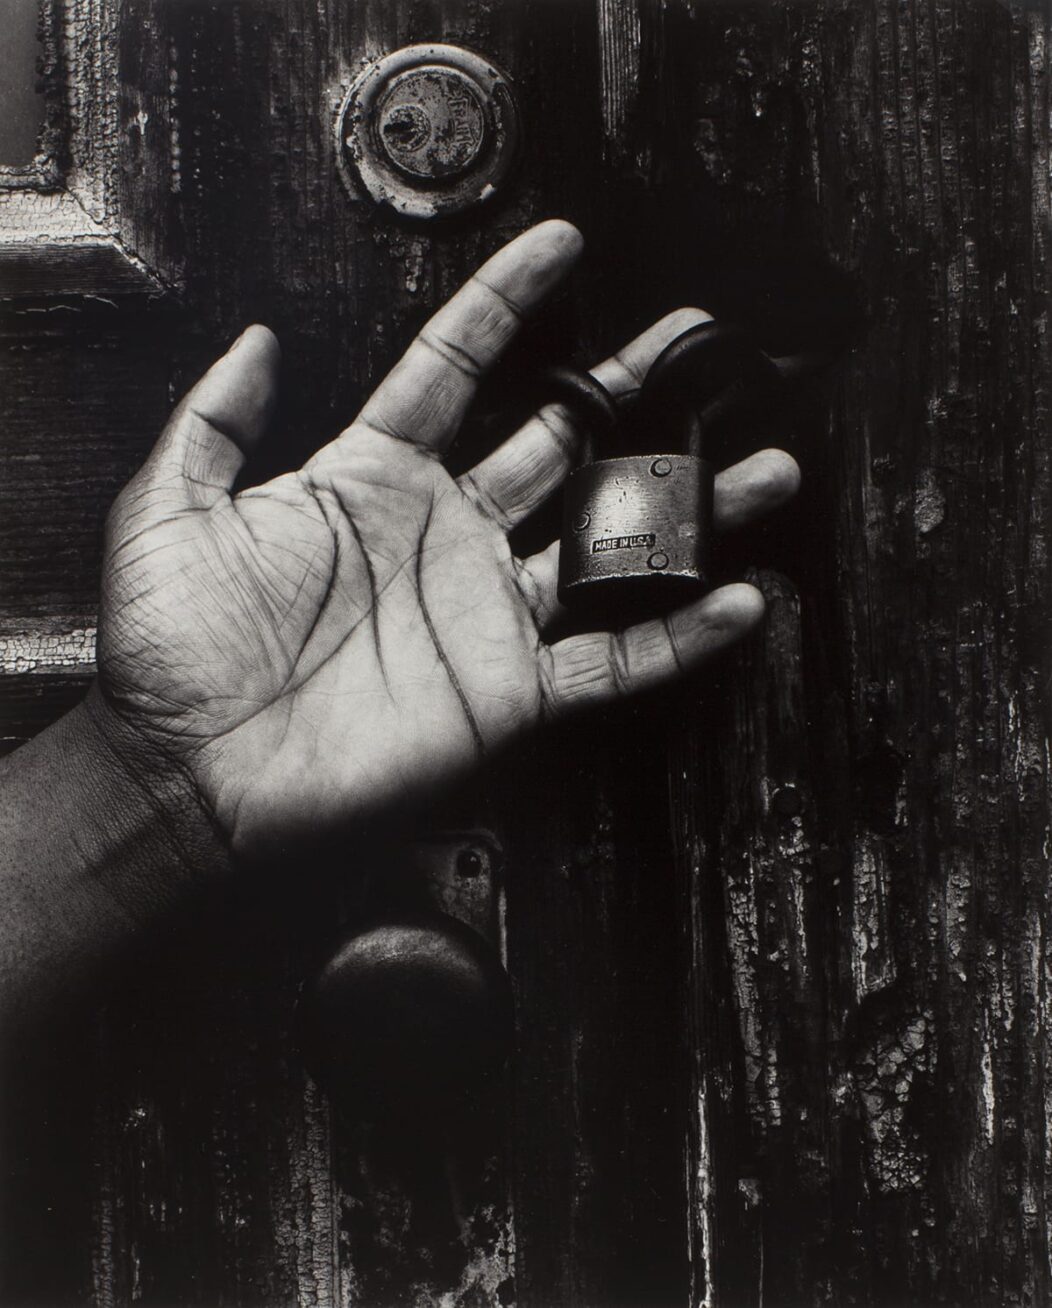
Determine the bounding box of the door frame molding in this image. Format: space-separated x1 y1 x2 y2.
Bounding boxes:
0 0 170 302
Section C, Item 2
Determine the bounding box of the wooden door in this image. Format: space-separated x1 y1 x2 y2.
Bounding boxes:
2 2 1049 1305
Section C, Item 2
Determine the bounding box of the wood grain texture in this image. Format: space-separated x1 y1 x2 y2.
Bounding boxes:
0 1 1048 1305
654 3 1052 1304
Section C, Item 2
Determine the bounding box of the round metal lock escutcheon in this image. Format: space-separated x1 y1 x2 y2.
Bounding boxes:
336 44 521 219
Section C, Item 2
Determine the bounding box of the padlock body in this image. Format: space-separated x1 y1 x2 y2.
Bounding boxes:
558 454 714 607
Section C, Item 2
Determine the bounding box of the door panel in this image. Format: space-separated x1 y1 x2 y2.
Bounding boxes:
1 2 1049 1306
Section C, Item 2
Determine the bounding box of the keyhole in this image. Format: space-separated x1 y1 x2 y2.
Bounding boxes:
381 103 430 153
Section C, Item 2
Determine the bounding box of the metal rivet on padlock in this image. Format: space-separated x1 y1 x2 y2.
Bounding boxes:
556 322 781 612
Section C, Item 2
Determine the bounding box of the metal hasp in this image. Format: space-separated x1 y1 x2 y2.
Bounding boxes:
557 322 781 613
336 44 521 220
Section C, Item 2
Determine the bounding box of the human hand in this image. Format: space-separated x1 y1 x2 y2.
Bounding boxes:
93 221 798 857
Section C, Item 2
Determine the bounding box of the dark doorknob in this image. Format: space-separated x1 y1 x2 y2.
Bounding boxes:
298 914 514 1119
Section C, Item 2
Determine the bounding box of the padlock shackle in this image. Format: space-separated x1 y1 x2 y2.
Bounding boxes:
540 365 619 466
642 321 781 458
643 321 778 400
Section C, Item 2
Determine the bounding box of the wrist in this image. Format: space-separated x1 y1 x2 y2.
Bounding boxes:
0 689 233 1033
76 684 235 908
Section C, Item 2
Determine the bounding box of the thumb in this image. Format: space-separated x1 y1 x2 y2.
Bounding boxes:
140 325 281 509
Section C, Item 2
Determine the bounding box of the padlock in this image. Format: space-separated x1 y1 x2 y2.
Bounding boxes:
556 321 781 613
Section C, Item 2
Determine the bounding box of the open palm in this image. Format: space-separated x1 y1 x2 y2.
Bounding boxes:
98 223 798 855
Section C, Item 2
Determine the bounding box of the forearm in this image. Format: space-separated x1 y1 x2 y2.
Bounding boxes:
0 687 231 1034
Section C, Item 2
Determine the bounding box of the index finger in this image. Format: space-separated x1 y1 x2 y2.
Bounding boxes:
353 220 583 456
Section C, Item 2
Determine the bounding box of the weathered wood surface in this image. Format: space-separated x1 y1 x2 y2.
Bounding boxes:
0 1 1049 1305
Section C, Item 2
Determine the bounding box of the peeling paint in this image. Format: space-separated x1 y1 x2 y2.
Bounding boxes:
853 1013 934 1195
0 627 97 673
850 831 897 1003
913 467 946 535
